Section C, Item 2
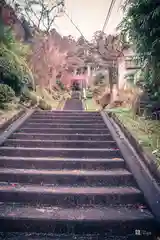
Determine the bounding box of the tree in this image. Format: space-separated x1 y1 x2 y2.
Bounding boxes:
119 0 160 101
7 0 65 32
28 31 69 89
92 31 106 45
0 13 34 94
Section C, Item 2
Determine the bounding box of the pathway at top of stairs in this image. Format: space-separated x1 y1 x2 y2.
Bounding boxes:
63 91 83 111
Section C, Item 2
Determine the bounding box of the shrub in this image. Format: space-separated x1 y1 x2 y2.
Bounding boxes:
56 80 65 90
0 37 34 95
87 90 93 99
93 72 106 86
20 88 38 106
0 84 15 108
29 92 38 106
38 99 52 110
1 72 22 95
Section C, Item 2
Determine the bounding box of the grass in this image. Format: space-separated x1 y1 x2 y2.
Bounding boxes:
0 103 22 128
107 107 160 166
35 86 66 110
84 98 99 111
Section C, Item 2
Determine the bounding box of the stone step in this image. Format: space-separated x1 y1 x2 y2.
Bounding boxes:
10 133 113 141
0 203 155 235
23 123 107 129
0 233 143 240
0 157 125 170
0 108 158 237
0 168 134 186
0 147 122 159
17 128 110 134
0 184 144 206
27 119 104 124
32 112 101 117
4 139 117 149
30 115 102 120
34 110 100 115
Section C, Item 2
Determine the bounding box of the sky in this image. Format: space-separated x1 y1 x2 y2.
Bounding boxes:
54 0 124 41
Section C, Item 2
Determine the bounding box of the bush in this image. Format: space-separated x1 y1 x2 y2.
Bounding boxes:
87 89 93 99
20 88 38 106
0 84 15 108
125 73 135 85
93 72 106 86
56 80 65 90
28 92 38 106
38 99 52 110
0 34 34 95
3 73 22 95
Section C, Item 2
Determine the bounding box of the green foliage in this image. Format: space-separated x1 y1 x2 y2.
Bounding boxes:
0 84 15 108
120 0 160 56
38 99 52 110
0 43 34 85
124 72 135 84
20 87 38 106
0 22 14 48
0 23 34 93
86 89 93 99
125 72 134 80
93 72 105 86
119 0 160 100
1 73 23 95
56 79 65 90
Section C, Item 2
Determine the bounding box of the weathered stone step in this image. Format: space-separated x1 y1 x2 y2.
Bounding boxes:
0 185 144 206
30 115 102 122
33 110 100 115
0 147 122 159
0 157 125 170
0 203 155 235
30 115 102 120
0 109 157 237
17 128 110 135
27 119 104 124
34 110 100 115
0 168 134 186
22 123 107 129
0 233 141 240
32 112 102 118
10 133 113 141
4 139 117 149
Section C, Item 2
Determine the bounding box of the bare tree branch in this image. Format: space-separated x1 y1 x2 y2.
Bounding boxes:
12 0 64 32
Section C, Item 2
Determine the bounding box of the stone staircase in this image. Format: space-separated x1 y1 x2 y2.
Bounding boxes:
63 91 83 110
0 110 158 239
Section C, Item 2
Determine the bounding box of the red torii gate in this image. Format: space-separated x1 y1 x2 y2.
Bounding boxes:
70 75 87 89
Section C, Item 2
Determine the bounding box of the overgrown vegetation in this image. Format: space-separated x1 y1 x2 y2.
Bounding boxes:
119 0 160 103
56 80 65 91
0 18 34 108
85 98 98 111
0 24 34 92
0 83 15 108
0 10 68 113
0 19 35 113
38 99 52 110
108 108 160 165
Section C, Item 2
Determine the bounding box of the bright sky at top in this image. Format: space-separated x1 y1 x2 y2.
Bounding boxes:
54 0 124 40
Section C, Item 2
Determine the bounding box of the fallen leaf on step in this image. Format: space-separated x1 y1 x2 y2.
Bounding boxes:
36 209 45 213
